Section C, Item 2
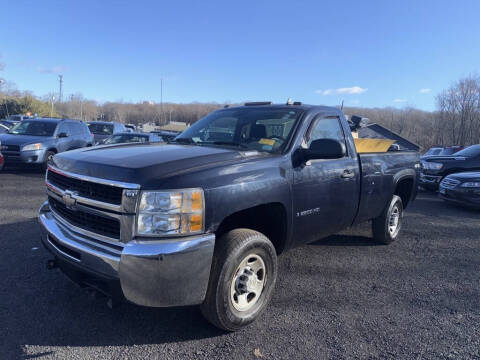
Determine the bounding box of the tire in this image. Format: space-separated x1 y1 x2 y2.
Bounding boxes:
41 151 56 172
372 195 403 244
201 229 277 331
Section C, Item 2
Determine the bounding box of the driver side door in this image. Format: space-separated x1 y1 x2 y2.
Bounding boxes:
292 115 360 245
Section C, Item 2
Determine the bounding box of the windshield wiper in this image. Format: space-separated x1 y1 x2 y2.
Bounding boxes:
169 137 196 144
200 141 249 148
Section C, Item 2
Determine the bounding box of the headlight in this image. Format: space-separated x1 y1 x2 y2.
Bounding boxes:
423 162 443 170
136 189 204 236
460 182 480 188
22 143 43 151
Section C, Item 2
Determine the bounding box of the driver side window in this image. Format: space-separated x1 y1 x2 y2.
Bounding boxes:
305 117 346 148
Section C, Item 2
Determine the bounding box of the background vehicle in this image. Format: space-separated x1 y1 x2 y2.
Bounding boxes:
150 130 180 142
0 151 4 171
420 144 480 190
439 172 480 209
1 120 20 129
423 147 443 157
0 118 93 171
38 103 419 331
87 121 127 144
437 146 463 156
125 124 137 132
100 132 163 145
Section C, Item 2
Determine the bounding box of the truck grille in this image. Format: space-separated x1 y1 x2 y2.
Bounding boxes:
440 177 461 189
49 196 121 239
47 170 123 205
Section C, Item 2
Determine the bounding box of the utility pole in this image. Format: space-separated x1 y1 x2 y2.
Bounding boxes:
50 95 55 117
58 75 63 102
160 78 163 124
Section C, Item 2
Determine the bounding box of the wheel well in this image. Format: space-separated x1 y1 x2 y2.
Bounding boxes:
395 177 414 208
215 203 288 254
47 148 57 153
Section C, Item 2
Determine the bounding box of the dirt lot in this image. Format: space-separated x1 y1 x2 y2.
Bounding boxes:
0 168 479 359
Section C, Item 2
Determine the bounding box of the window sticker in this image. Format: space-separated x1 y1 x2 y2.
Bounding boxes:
259 138 275 146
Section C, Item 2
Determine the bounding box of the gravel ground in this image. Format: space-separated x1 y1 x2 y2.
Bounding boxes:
0 167 479 359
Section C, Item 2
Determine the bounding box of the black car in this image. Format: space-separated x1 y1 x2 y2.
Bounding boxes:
150 130 180 141
100 132 163 145
420 144 480 190
439 172 480 209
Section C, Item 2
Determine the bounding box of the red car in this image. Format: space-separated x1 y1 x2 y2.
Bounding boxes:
0 151 4 171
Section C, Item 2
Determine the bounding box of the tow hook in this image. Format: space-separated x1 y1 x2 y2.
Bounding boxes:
46 259 58 270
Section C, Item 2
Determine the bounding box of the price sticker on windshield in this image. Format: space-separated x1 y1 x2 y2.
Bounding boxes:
259 138 275 146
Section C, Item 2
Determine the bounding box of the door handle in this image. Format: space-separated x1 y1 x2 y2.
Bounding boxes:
341 169 355 179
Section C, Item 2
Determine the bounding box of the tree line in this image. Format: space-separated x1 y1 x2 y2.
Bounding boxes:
1 75 480 150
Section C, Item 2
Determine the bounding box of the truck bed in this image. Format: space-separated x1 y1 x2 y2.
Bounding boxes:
354 151 420 224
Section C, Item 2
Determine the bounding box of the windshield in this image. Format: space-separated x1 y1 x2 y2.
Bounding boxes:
439 148 458 155
103 134 149 144
88 123 114 135
8 120 57 136
175 107 303 153
453 145 480 158
426 148 442 155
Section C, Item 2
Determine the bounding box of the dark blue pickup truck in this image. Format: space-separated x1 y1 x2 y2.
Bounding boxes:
38 103 419 330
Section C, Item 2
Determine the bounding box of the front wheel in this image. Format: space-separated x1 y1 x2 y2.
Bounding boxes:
201 229 277 331
372 195 403 244
41 151 55 172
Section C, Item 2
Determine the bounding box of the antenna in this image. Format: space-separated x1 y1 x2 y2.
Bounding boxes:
58 75 63 102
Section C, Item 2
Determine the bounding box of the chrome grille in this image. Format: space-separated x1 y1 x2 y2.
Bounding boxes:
440 177 460 189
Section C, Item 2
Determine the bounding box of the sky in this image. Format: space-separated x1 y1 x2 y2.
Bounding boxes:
1 0 480 111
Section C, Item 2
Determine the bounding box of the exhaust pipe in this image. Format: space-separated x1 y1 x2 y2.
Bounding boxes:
46 259 58 270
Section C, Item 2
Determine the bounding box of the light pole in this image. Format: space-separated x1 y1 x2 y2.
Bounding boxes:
50 95 55 117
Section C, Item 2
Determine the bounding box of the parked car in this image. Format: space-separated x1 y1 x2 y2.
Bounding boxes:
0 150 4 171
100 132 163 145
6 114 32 122
38 103 419 331
423 146 443 158
0 118 93 171
420 144 480 190
150 130 180 142
1 119 20 129
437 146 463 156
125 124 137 132
87 121 127 144
439 172 480 209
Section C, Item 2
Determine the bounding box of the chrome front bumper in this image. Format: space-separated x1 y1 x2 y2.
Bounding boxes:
38 201 215 307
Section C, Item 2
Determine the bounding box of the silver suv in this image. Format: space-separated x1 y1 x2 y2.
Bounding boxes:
0 118 93 171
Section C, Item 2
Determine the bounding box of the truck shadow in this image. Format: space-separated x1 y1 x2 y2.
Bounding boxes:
311 234 382 247
0 219 224 359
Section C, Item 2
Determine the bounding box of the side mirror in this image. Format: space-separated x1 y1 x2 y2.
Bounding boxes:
57 132 68 138
298 138 346 163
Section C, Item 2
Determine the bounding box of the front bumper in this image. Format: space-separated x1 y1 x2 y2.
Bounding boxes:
38 201 215 307
3 149 47 164
439 187 480 209
419 173 442 188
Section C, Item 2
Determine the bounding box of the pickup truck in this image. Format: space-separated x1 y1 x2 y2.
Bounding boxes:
420 144 480 190
38 103 419 331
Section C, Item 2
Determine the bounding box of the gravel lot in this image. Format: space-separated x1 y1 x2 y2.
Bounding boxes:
0 167 479 359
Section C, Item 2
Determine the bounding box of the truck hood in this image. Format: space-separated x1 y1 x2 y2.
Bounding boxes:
52 143 268 186
0 133 53 146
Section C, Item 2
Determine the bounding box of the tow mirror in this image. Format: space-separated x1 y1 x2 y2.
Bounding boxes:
57 132 68 138
296 138 346 164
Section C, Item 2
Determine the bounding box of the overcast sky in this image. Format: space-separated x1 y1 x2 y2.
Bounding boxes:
2 0 480 110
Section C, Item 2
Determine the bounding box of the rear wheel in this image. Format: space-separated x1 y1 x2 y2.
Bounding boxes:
372 195 403 244
201 229 277 331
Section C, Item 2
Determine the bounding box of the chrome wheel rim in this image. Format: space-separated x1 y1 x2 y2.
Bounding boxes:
388 205 401 236
230 253 266 312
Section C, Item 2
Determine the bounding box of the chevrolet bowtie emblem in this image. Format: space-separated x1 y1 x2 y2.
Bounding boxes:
62 190 78 209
